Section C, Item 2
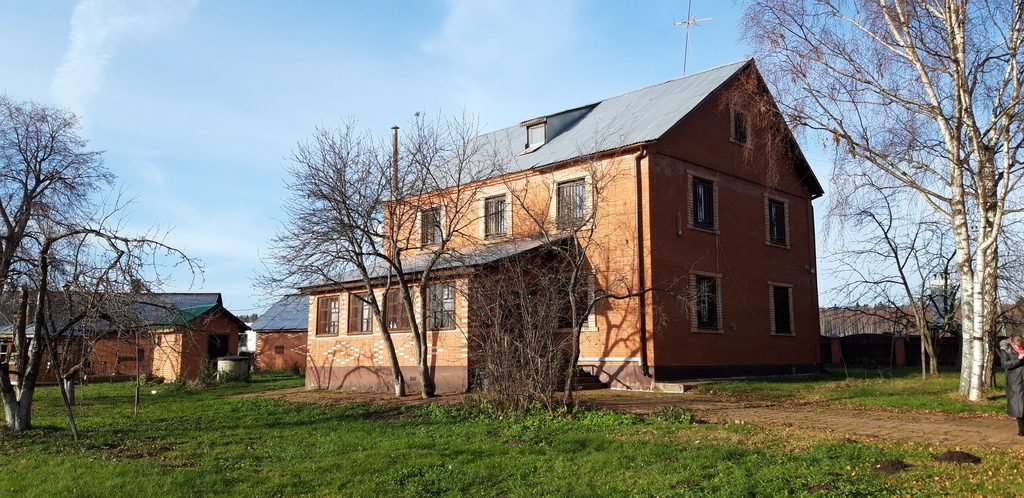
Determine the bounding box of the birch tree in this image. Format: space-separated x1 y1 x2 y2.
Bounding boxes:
743 0 1024 400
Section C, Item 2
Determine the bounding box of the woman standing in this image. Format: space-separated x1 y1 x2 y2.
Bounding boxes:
999 334 1024 436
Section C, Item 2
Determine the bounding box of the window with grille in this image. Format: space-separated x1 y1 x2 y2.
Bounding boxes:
731 108 748 144
695 275 718 329
768 199 787 245
692 177 715 229
484 195 507 237
420 208 442 246
556 179 587 229
772 285 793 334
428 282 456 329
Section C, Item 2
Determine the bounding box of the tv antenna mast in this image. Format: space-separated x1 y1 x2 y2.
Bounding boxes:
673 0 713 75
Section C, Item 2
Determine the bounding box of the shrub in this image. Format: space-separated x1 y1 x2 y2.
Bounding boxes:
648 405 695 424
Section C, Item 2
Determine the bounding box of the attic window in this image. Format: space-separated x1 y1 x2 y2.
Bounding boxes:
527 123 546 148
731 108 748 145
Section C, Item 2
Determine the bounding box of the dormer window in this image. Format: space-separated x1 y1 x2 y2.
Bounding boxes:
527 123 546 148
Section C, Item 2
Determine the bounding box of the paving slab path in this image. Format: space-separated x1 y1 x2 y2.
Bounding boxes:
577 390 1023 451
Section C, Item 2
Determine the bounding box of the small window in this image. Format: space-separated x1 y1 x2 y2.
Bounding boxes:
428 282 456 330
484 195 507 238
692 177 715 229
420 208 442 246
274 345 285 355
527 123 546 148
385 289 410 331
556 179 587 229
771 284 793 334
768 199 787 245
348 293 373 334
136 348 145 363
316 296 340 335
695 275 719 329
731 108 748 144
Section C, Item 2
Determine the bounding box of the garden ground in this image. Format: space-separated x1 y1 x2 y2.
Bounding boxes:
245 380 1024 451
6 370 1023 496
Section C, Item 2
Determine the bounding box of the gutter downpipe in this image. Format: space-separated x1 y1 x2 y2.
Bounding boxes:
635 146 651 378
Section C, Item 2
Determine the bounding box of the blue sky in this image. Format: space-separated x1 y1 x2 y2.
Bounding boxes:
0 0 831 315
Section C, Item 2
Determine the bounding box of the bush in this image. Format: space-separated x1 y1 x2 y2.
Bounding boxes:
648 405 695 424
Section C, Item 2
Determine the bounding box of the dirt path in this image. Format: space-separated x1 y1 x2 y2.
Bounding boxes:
245 388 1024 451
576 390 1023 451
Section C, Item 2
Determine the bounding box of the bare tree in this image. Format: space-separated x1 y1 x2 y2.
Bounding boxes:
488 147 686 411
467 249 574 413
0 95 197 433
827 177 958 377
743 0 1024 400
265 113 500 398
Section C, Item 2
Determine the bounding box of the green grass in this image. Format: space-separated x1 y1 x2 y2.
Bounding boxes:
693 366 1009 414
0 371 1022 496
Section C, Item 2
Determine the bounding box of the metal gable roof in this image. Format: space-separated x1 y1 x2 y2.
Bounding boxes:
479 59 751 174
251 294 309 332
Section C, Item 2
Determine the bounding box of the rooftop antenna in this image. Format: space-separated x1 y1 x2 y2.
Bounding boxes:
673 0 713 75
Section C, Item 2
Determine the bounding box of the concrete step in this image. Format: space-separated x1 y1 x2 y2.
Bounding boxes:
651 381 707 393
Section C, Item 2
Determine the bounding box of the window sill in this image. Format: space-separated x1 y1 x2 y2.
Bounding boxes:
771 331 796 336
347 331 373 336
313 334 339 338
693 327 724 334
765 241 790 249
688 224 719 235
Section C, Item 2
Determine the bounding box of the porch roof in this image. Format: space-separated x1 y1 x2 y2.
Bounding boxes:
306 237 554 291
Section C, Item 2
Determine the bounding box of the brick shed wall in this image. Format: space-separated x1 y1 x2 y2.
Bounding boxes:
255 331 307 372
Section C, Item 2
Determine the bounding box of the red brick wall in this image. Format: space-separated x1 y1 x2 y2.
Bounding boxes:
642 73 821 373
255 331 307 371
306 287 471 392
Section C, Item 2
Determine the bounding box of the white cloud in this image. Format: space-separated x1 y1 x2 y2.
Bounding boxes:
424 0 580 72
50 0 197 115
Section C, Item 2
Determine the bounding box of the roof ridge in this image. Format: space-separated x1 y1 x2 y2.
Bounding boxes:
584 59 751 108
479 59 751 138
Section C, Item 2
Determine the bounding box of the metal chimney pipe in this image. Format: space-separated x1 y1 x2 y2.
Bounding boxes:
391 126 399 195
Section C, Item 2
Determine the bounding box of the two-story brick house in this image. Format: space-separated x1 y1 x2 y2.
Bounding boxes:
303 59 824 392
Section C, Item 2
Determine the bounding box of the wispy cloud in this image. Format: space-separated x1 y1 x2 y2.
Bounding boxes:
50 0 197 115
424 0 579 71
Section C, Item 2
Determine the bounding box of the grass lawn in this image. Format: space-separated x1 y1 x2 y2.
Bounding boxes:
0 371 1022 497
693 366 1010 414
